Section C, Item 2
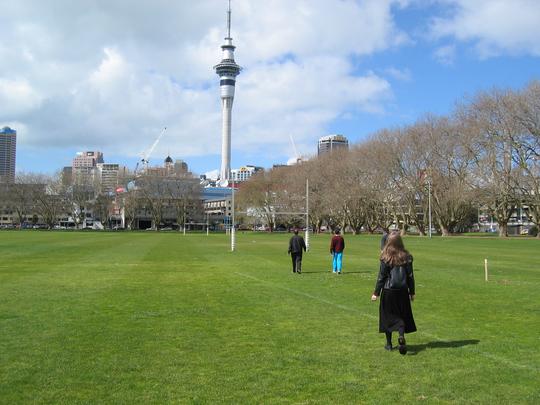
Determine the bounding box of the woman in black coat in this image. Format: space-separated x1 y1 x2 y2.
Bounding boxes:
371 232 416 354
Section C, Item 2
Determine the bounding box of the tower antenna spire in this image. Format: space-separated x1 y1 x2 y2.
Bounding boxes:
227 0 232 39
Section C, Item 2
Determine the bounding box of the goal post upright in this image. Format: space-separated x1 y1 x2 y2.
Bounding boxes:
228 178 309 253
231 179 236 252
305 178 310 251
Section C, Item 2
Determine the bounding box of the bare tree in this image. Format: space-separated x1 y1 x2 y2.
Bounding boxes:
164 176 203 230
136 175 167 230
92 193 113 228
356 134 399 233
415 116 477 236
7 173 43 227
508 81 540 236
463 89 521 237
121 190 141 230
66 183 94 229
237 169 285 231
326 150 367 234
32 172 68 229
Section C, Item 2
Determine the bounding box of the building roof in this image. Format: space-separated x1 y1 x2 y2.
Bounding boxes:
319 134 348 142
0 126 16 135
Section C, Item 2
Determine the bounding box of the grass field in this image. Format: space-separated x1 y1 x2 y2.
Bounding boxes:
0 231 539 404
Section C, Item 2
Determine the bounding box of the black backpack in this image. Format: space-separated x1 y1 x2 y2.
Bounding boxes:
388 265 407 289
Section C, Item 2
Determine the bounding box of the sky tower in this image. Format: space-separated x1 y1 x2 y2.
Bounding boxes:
214 0 241 186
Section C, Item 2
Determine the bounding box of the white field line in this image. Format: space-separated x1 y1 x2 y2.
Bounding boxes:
234 271 377 320
234 272 539 373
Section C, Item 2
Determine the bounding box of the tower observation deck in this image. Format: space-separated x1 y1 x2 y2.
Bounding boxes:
214 0 241 186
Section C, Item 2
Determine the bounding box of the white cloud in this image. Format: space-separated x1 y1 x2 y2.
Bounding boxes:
0 78 43 115
0 0 408 171
384 67 412 81
433 44 456 65
431 0 540 58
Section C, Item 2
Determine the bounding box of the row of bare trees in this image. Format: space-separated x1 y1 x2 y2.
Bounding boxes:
0 171 203 230
238 81 540 237
122 175 203 230
0 172 114 229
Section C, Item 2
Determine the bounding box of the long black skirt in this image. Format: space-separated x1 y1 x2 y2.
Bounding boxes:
379 288 417 334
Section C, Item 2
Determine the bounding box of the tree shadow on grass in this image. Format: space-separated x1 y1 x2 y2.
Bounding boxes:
407 339 480 355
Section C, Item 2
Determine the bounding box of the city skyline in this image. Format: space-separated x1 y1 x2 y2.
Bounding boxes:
1 0 539 177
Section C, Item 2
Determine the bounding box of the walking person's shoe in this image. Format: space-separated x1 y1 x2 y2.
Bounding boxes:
398 335 407 355
384 344 393 351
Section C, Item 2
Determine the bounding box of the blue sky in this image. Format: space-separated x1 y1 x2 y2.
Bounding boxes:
1 0 539 179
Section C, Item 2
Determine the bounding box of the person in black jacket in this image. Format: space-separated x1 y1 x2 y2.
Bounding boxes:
380 229 389 250
288 229 306 274
371 231 416 354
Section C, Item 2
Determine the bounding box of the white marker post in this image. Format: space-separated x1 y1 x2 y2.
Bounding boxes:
484 258 488 282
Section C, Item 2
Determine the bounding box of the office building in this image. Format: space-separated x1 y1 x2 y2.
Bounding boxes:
73 151 104 168
230 165 263 182
97 163 120 193
318 134 349 155
61 167 73 186
0 126 16 183
71 151 103 186
174 159 189 175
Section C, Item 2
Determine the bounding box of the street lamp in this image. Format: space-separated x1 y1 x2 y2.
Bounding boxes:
305 178 310 251
427 176 432 238
231 179 235 252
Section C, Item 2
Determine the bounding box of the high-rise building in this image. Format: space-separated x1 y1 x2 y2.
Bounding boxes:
214 0 241 186
318 134 349 156
71 151 103 186
174 159 189 175
61 166 73 186
96 163 120 193
0 126 16 183
72 151 104 168
231 165 263 182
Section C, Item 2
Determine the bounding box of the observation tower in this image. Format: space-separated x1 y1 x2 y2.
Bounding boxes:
214 0 241 186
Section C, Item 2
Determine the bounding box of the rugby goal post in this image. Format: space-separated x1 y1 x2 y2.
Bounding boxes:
231 179 310 252
183 222 210 236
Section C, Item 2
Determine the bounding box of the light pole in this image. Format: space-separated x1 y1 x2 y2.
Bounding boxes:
231 179 236 252
305 178 310 251
427 177 432 238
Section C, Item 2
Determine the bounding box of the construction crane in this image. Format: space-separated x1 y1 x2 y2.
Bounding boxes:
134 127 167 175
287 133 302 165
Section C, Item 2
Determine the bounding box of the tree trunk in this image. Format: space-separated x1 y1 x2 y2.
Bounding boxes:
498 223 508 237
440 227 451 237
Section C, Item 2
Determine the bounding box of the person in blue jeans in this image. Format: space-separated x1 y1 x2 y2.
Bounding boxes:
330 229 345 274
